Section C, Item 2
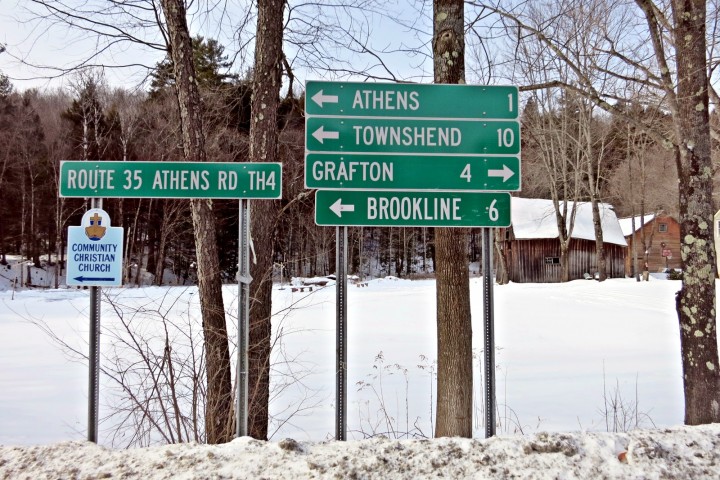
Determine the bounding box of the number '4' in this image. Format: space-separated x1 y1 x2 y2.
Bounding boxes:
461 164 471 182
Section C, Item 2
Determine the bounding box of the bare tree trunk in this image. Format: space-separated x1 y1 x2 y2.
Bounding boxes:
587 147 606 281
559 242 571 282
590 200 606 280
494 229 509 285
670 0 720 425
554 199 578 283
160 0 233 443
134 201 150 287
54 205 62 289
247 0 284 440
627 126 640 280
125 200 142 285
154 200 183 286
583 107 607 281
480 16 718 428
433 0 473 438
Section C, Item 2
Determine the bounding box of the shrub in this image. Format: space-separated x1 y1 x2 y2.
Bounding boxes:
666 269 683 280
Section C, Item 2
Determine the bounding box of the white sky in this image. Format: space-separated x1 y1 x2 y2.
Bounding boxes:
0 0 436 92
0 0 166 90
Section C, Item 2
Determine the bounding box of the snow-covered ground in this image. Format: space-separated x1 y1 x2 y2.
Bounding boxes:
2 266 717 478
2 425 720 479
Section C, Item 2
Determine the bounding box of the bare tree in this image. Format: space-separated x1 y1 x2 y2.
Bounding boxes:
432 0 473 438
247 0 285 441
153 200 187 285
576 101 612 281
478 0 720 425
32 89 80 286
17 0 165 84
282 0 431 82
667 0 719 425
159 0 233 443
109 88 144 162
523 89 583 282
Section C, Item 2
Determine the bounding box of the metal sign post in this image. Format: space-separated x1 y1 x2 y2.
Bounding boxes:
60 159 282 440
65 201 123 443
482 227 496 438
236 199 251 437
88 198 102 443
335 226 348 440
304 81 519 441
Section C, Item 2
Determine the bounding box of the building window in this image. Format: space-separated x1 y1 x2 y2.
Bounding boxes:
658 223 668 233
544 257 560 265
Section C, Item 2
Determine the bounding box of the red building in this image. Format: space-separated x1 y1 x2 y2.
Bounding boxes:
618 214 682 276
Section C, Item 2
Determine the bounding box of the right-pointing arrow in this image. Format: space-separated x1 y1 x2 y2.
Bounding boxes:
312 126 340 144
488 164 515 182
330 198 355 218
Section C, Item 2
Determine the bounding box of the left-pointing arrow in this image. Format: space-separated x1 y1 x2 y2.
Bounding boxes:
312 126 340 144
311 90 339 107
330 198 355 217
74 276 116 282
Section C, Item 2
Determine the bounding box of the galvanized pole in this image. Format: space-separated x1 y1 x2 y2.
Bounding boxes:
88 198 102 443
482 227 496 438
335 226 348 440
236 198 251 437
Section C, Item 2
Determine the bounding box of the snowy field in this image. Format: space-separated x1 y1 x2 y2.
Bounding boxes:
2 271 718 478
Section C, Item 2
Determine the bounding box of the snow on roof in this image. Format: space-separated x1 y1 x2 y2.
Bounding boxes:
511 198 627 246
618 214 656 237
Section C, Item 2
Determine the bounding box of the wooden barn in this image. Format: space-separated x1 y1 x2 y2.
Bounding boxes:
618 214 682 276
499 198 627 283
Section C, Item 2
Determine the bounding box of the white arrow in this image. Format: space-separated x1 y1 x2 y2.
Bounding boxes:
330 198 355 218
488 165 515 182
312 126 340 144
311 90 339 107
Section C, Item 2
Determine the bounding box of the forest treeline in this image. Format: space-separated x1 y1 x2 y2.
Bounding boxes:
0 36 710 286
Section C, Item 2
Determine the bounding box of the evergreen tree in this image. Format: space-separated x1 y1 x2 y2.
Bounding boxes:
149 36 238 96
0 73 12 99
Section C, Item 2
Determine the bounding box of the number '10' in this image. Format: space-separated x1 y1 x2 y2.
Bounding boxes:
497 128 514 148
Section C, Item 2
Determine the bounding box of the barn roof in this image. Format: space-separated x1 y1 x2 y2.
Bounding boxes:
511 198 627 246
617 214 657 236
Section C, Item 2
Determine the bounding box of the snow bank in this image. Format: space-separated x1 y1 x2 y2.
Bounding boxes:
2 425 719 479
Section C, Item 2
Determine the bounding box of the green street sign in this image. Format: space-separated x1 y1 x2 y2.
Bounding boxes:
305 81 518 119
60 161 282 199
306 153 521 191
315 190 511 227
305 117 520 155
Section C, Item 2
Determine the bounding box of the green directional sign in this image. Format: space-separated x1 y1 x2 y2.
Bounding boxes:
60 161 282 199
306 81 518 119
306 153 520 191
315 190 511 227
306 117 519 155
